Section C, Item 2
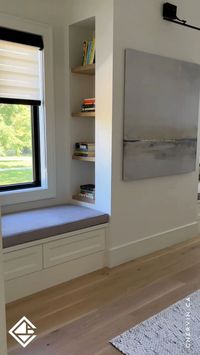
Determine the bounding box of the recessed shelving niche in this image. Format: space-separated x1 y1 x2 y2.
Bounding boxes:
69 17 96 206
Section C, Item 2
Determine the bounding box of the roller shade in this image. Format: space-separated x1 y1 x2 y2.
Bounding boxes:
0 28 43 103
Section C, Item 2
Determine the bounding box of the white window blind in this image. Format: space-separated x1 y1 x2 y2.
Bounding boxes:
0 40 42 102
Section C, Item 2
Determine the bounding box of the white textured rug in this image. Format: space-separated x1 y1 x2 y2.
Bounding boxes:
110 290 200 355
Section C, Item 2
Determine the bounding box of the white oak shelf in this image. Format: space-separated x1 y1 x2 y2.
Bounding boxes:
71 64 95 75
72 112 95 118
72 155 95 162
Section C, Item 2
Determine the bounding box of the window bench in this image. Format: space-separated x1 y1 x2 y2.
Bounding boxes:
2 205 109 303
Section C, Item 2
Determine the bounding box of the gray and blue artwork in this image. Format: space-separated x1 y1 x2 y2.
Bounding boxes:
123 49 200 180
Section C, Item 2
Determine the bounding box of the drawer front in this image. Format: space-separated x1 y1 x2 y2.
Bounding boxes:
3 245 43 281
44 228 106 268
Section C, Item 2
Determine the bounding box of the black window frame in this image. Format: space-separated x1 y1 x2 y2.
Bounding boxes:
0 98 41 192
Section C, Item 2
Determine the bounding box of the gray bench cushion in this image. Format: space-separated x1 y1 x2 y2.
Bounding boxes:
2 205 109 249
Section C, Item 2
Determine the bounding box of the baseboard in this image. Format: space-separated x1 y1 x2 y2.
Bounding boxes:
197 202 200 233
5 251 105 303
108 222 198 267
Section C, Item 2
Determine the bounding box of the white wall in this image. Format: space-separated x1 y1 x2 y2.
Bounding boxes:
109 0 200 266
0 0 70 213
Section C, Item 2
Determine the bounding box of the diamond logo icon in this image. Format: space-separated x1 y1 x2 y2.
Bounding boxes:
9 316 36 348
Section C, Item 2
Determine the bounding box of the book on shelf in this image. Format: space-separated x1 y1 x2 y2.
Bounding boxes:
81 98 95 112
81 104 95 108
78 192 95 200
81 106 95 112
89 38 95 64
77 184 95 200
75 142 95 151
83 98 95 105
80 184 95 192
86 41 92 65
82 37 95 66
74 142 95 157
82 41 88 66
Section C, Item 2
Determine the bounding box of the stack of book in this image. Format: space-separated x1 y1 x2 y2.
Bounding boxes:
81 98 95 112
74 142 95 157
78 184 95 201
82 38 95 66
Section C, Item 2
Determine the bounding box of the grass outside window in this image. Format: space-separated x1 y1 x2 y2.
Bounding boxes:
0 157 33 186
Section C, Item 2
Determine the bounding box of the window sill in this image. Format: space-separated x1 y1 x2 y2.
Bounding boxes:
0 185 56 206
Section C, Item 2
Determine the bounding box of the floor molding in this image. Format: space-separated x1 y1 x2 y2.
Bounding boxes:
108 222 198 267
197 203 200 233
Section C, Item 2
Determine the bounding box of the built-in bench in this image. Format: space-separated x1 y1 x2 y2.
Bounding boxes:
2 204 109 303
2 204 109 249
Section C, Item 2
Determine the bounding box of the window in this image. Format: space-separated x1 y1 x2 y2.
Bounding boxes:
0 28 44 192
0 16 56 205
0 103 41 191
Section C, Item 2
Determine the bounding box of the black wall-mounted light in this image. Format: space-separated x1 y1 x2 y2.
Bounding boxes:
163 2 200 31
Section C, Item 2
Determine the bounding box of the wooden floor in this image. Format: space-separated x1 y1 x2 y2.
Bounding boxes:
6 236 200 355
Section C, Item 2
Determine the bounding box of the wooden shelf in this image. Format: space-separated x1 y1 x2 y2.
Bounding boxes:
71 64 95 75
72 112 95 118
72 195 95 205
72 155 95 162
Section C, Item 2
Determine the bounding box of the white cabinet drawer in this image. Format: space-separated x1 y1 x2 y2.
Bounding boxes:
44 229 106 268
3 245 43 281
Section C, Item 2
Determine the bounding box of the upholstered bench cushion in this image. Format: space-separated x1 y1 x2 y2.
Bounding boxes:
2 205 109 249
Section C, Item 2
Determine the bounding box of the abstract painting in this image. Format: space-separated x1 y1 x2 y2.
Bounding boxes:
123 49 200 180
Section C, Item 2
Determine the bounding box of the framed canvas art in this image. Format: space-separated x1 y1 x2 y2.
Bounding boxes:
123 49 200 180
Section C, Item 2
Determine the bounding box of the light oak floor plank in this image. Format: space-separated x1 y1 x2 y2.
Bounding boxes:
6 235 200 355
